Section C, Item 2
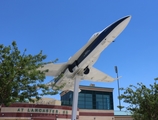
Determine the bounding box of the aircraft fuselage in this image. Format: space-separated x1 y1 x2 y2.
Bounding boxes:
67 16 131 75
52 16 131 91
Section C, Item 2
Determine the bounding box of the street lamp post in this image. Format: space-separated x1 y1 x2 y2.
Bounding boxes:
114 66 121 111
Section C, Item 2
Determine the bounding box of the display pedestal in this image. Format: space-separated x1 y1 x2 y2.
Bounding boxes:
71 76 80 120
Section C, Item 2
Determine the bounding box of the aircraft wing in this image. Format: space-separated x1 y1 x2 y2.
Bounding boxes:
83 67 114 82
38 63 68 77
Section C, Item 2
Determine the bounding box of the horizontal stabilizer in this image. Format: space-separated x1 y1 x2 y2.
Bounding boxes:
38 63 68 77
69 88 81 92
83 67 114 82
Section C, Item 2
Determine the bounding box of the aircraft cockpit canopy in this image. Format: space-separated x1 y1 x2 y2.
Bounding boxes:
88 31 100 41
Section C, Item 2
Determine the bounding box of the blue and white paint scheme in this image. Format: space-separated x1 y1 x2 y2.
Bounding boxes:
39 16 131 91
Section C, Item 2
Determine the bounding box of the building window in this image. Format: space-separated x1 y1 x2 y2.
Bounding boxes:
96 94 111 110
61 89 113 110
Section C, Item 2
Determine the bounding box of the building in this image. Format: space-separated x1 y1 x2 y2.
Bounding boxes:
61 84 113 110
61 84 114 120
114 111 133 120
0 84 132 120
0 98 76 120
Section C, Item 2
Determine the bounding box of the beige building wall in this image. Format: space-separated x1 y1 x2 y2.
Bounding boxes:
79 109 114 120
115 116 133 120
33 97 61 105
0 117 31 120
57 118 71 120
79 116 114 120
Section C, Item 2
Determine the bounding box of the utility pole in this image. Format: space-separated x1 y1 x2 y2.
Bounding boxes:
114 66 121 111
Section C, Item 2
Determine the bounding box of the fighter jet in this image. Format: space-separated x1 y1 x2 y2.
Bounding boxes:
39 16 131 91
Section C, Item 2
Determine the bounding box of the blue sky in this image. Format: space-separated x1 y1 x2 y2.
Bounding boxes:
1 1 158 110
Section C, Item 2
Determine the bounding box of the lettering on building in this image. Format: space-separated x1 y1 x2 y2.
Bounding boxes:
17 108 68 114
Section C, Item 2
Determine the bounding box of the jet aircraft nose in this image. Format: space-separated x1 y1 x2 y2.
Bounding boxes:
124 15 131 19
101 15 131 36
122 15 131 25
111 15 132 29
119 15 131 21
114 15 131 33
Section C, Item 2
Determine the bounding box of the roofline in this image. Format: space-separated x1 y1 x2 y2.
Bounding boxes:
60 85 114 96
79 85 114 89
79 85 113 92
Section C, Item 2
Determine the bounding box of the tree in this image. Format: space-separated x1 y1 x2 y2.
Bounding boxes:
0 41 63 106
119 78 158 120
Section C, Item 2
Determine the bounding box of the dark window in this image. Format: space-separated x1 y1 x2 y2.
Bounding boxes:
61 89 113 110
